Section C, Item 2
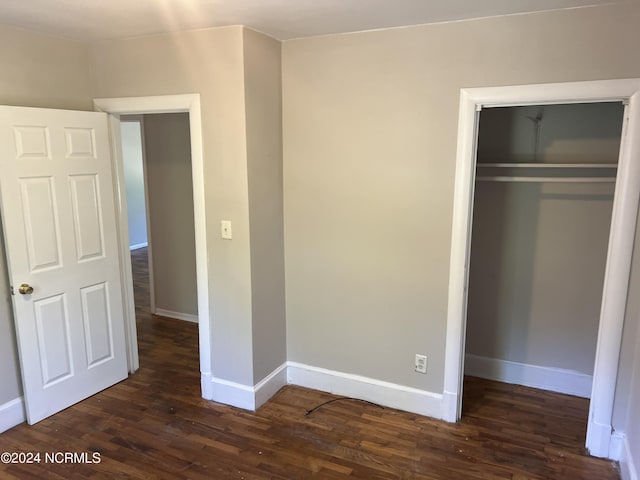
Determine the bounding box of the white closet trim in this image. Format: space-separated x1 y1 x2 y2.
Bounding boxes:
444 78 640 460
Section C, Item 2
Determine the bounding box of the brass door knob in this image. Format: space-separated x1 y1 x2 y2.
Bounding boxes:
18 284 34 295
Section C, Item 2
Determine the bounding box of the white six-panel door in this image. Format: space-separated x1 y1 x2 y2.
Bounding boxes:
0 106 127 424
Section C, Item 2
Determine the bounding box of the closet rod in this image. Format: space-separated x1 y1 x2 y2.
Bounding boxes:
476 176 616 183
477 163 618 169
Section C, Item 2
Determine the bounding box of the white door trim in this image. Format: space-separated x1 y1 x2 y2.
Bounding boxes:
444 79 640 459
93 95 210 391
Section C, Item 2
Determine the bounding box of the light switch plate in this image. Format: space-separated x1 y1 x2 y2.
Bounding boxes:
221 220 232 240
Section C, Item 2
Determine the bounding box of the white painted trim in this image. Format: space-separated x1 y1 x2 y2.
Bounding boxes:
610 431 625 461
287 362 444 419
445 78 640 458
254 363 288 409
202 362 442 418
441 391 458 423
204 362 288 411
0 397 26 433
211 377 255 411
464 354 593 398
94 95 199 114
619 433 639 480
443 88 479 422
200 372 214 401
589 93 640 458
154 308 198 323
129 242 148 251
94 95 211 397
104 114 139 374
588 421 614 459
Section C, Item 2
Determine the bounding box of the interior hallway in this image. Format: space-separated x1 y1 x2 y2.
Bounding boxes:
131 246 153 320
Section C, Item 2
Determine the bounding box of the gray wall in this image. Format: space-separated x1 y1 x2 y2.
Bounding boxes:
120 118 148 249
89 26 283 387
0 26 93 110
90 26 255 386
282 2 640 396
143 113 197 317
0 25 93 405
243 28 287 383
466 104 622 374
0 231 21 405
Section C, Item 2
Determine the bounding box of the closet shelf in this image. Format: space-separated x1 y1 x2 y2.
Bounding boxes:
476 176 616 183
477 163 617 169
476 163 617 183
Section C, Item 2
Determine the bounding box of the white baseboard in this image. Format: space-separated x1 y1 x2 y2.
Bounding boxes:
129 242 148 251
465 354 593 398
287 362 444 419
441 390 459 422
254 363 288 409
154 308 198 323
587 419 613 458
202 362 443 419
200 372 214 401
203 362 288 411
0 397 26 433
610 431 625 461
210 377 256 410
619 432 639 480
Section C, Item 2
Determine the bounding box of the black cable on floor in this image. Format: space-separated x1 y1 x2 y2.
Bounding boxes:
304 397 385 416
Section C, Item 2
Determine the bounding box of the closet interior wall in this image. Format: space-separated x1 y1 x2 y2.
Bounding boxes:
465 103 624 396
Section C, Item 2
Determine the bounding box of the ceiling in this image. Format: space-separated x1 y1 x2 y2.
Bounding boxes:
0 0 626 42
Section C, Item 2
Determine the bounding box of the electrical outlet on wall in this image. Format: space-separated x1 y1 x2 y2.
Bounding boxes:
415 354 428 374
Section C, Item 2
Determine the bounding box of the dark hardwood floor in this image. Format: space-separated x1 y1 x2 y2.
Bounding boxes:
0 248 620 479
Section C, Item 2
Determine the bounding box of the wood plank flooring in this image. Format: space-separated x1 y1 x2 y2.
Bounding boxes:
0 248 620 479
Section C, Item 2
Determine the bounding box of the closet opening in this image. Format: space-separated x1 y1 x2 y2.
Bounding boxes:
462 102 625 444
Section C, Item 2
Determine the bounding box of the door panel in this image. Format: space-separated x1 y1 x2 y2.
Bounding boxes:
20 177 62 271
64 127 96 159
80 282 114 367
13 125 51 160
0 106 127 424
34 294 73 385
69 174 104 261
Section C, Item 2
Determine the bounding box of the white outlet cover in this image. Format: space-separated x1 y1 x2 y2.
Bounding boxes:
415 354 428 374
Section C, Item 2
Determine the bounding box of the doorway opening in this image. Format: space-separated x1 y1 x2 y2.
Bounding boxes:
444 79 640 458
119 118 152 325
121 113 198 327
462 102 624 447
93 95 211 398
